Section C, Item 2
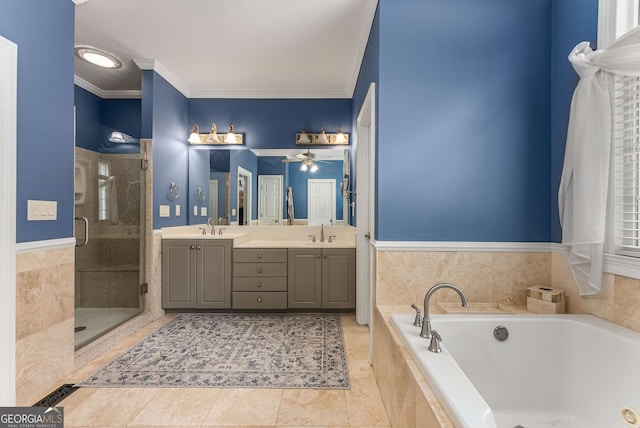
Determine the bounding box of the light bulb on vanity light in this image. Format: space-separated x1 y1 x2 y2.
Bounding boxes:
335 124 346 144
188 124 201 144
224 123 236 144
316 124 328 144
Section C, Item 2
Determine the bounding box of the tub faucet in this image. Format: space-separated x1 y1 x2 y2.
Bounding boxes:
420 282 469 339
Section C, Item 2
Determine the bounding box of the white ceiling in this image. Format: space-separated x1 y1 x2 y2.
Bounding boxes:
73 0 377 99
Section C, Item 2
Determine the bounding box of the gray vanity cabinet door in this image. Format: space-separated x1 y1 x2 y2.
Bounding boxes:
287 249 322 308
197 240 232 309
162 239 197 308
321 248 356 309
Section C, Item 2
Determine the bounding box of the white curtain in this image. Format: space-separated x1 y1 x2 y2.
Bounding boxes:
559 27 640 295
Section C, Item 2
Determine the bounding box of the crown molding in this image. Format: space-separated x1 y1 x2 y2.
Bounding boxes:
133 58 189 98
347 0 378 97
74 75 141 99
188 90 352 99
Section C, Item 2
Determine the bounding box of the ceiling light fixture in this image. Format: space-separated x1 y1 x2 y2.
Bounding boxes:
224 123 236 144
74 46 122 69
188 124 201 144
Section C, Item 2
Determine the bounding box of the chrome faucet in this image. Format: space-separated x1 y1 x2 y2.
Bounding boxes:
420 283 469 339
207 217 215 235
320 224 325 243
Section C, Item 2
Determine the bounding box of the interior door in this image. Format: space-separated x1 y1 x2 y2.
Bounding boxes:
307 179 336 226
259 175 283 225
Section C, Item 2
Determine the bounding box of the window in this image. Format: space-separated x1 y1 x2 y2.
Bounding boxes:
98 160 110 221
612 75 640 257
599 0 640 48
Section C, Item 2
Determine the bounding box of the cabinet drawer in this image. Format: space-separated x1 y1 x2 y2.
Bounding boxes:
233 262 287 277
232 292 288 309
233 276 287 292
233 248 287 263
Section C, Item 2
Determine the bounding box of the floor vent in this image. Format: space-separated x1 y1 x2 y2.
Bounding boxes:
32 384 80 407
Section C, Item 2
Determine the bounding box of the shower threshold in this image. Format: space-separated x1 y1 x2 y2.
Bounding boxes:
74 307 142 350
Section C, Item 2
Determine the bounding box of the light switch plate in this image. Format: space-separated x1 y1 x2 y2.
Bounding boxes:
27 200 57 221
159 205 170 217
193 206 198 216
232 208 236 216
201 207 207 216
175 204 181 216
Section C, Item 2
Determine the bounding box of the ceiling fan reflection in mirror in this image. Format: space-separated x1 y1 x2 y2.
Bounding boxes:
281 150 333 172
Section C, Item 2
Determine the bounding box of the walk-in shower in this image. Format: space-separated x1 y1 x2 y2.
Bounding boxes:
74 147 145 349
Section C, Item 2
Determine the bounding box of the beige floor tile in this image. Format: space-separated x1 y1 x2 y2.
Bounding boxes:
345 347 375 380
346 379 390 427
343 333 370 352
58 387 98 413
64 388 160 426
276 389 349 426
127 388 222 426
201 388 283 427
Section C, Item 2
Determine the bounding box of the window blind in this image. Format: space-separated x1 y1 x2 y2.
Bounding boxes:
613 74 640 256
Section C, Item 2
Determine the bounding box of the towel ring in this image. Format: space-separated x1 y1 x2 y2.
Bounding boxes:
168 182 180 201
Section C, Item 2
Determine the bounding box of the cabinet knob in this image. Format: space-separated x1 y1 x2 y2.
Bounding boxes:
190 245 196 249
196 245 201 250
257 297 262 303
257 282 262 288
257 267 263 273
316 253 321 258
323 253 327 259
257 253 262 259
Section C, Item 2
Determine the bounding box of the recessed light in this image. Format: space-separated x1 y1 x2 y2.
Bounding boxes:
74 46 122 69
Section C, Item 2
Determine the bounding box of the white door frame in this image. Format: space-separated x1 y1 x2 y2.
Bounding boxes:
356 82 376 327
0 35 17 405
258 175 283 225
237 166 252 225
307 179 336 225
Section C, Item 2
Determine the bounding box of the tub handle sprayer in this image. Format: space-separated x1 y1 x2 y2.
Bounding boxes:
411 304 423 327
428 330 442 353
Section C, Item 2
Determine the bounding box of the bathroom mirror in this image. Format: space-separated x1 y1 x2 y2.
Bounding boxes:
188 147 349 225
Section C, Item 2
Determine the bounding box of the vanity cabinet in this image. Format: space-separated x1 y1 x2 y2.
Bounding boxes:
232 248 288 309
288 248 356 309
162 239 232 309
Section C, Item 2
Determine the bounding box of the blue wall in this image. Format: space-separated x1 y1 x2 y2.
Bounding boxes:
374 0 552 242
1 0 75 243
143 71 189 228
550 0 598 242
74 85 141 154
287 161 344 221
188 99 352 149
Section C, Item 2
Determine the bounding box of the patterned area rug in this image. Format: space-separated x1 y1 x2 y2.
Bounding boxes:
77 313 350 389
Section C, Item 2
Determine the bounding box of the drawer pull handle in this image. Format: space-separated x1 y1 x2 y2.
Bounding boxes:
257 297 262 303
257 268 263 273
257 253 263 259
257 282 262 288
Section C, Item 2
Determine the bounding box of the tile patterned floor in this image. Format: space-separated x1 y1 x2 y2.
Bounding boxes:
60 313 390 428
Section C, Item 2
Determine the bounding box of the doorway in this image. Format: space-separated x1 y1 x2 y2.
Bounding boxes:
356 82 376 326
237 166 252 225
308 179 336 225
259 175 283 225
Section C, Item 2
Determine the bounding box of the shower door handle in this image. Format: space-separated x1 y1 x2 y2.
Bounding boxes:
75 216 89 247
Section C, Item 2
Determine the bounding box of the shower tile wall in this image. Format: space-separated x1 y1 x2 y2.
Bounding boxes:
75 148 141 308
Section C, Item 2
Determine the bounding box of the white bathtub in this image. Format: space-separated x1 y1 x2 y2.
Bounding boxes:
391 313 640 428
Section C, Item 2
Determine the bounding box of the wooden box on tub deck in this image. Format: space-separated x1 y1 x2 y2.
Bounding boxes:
526 285 566 314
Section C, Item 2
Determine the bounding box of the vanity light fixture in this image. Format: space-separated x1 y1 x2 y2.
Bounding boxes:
188 124 201 144
224 123 236 144
316 124 329 144
188 122 243 145
75 46 122 69
109 131 136 143
335 124 347 144
206 123 219 143
298 126 311 144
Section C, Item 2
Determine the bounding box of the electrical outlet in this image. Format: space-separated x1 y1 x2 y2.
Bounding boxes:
193 206 198 216
175 204 181 216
